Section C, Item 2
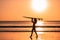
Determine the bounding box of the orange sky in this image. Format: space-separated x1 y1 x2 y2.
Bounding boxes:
0 0 60 21
0 0 60 40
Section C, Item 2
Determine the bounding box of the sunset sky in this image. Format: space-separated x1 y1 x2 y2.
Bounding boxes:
0 0 60 21
0 0 60 40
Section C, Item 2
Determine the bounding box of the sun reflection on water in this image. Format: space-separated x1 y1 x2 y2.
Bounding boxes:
37 36 43 40
36 21 44 34
36 28 44 34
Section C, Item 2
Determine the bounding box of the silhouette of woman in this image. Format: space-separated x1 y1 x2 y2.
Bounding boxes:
30 18 38 39
23 16 43 39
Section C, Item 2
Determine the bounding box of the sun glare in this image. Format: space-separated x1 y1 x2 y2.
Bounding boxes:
36 21 44 34
31 0 48 12
36 28 44 34
36 21 44 26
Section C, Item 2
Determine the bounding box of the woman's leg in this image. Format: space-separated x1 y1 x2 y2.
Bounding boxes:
34 28 38 38
30 28 34 38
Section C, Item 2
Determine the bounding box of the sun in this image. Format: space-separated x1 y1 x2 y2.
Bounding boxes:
31 0 48 12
